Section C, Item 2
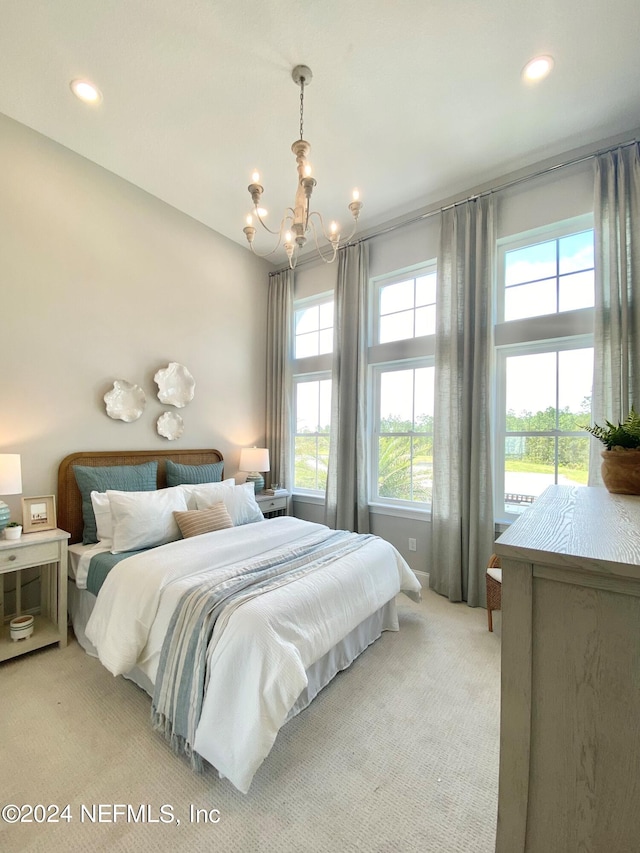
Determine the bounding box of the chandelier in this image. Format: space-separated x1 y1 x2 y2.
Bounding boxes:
242 65 363 269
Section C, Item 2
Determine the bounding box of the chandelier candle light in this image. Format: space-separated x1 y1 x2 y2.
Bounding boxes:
243 65 363 269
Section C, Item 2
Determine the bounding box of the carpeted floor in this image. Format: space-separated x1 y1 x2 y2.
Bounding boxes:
0 589 501 852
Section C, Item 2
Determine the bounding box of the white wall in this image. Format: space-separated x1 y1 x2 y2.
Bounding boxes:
290 153 597 578
0 113 272 521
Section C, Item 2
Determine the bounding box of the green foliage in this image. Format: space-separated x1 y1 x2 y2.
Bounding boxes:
583 406 640 450
7 521 21 528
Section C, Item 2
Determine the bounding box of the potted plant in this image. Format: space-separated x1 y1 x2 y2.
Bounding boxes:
584 406 640 494
4 521 23 540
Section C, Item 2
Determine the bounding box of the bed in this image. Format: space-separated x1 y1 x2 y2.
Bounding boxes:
58 449 422 793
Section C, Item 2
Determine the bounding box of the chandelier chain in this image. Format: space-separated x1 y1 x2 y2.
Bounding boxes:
299 77 305 140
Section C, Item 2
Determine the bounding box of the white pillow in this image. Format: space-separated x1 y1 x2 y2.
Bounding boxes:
180 478 235 510
90 491 113 546
195 481 263 526
107 486 188 553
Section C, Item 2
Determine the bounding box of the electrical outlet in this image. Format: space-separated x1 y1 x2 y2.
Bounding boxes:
408 538 417 552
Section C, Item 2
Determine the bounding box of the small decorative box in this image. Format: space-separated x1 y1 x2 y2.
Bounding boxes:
10 614 34 641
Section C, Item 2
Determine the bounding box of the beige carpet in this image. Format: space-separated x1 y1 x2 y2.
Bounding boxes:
0 590 501 853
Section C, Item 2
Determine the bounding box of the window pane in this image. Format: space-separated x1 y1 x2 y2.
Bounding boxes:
319 301 334 328
319 379 332 432
317 436 330 490
559 231 594 274
506 352 556 426
380 279 414 314
378 435 412 500
318 328 333 355
296 381 319 431
380 369 414 430
505 279 557 321
505 240 557 286
380 310 414 343
415 305 436 337
414 366 435 429
295 436 318 489
559 270 595 312
558 348 593 425
558 437 590 486
412 435 433 502
295 331 318 359
295 305 319 335
504 436 556 513
416 273 436 306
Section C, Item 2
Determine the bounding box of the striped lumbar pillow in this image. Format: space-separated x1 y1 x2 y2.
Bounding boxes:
173 502 233 538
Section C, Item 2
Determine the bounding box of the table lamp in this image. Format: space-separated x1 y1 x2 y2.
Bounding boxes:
239 447 270 494
0 454 22 533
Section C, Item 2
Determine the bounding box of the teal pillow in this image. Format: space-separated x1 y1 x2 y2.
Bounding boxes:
165 459 224 487
73 461 158 545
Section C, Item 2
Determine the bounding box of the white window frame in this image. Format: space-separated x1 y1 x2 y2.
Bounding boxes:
291 291 334 498
496 213 594 325
292 371 332 496
369 358 435 513
368 260 437 515
370 261 437 346
494 215 595 523
293 292 335 362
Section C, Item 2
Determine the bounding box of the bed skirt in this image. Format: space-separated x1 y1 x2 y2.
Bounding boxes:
67 579 399 720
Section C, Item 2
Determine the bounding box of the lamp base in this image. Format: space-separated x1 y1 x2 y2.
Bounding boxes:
245 472 264 494
0 500 10 533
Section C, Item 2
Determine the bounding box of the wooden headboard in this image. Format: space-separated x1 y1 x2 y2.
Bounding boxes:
57 449 224 544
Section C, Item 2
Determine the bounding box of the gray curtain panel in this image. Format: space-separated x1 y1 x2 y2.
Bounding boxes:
266 269 293 490
430 197 495 606
325 242 370 532
589 143 640 484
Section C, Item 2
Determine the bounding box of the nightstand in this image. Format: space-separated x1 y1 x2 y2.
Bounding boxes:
0 528 69 662
255 491 290 518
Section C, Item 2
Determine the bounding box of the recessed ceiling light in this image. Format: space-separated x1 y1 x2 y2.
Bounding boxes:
70 79 102 104
522 55 554 83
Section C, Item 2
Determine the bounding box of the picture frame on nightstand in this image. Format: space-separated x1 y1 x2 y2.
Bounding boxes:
22 495 57 533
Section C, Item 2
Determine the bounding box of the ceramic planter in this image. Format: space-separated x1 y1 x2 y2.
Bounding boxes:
600 448 640 495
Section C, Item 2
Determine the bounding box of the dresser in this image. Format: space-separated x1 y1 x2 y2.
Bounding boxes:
494 485 640 853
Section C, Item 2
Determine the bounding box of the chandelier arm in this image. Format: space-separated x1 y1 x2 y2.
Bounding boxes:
307 218 339 264
247 238 289 260
254 208 295 237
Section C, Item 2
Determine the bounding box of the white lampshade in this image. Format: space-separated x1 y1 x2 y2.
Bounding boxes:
0 454 22 534
238 447 270 473
0 454 22 495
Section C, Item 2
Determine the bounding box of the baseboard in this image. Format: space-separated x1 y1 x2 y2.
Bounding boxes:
413 570 429 588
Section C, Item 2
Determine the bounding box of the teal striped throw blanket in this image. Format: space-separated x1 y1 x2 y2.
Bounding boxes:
151 528 375 768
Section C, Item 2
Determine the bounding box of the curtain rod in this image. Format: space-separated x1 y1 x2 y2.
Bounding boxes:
270 135 638 276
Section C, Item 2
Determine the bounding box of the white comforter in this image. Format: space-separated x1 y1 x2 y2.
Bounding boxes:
85 517 421 792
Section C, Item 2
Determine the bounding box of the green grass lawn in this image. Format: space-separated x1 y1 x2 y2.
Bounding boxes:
506 459 589 485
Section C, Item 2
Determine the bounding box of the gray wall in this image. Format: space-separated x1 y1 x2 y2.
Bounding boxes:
0 113 272 522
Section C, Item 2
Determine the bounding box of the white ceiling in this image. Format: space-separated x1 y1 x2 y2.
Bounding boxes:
1 0 639 265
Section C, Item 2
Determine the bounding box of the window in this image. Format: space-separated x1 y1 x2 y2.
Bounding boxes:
295 299 334 358
293 375 331 492
495 216 594 520
374 269 437 343
498 343 593 515
500 226 594 322
369 262 437 510
371 362 434 506
292 293 334 495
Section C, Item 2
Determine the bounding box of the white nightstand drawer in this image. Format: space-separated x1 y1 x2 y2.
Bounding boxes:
259 497 287 513
0 540 59 573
